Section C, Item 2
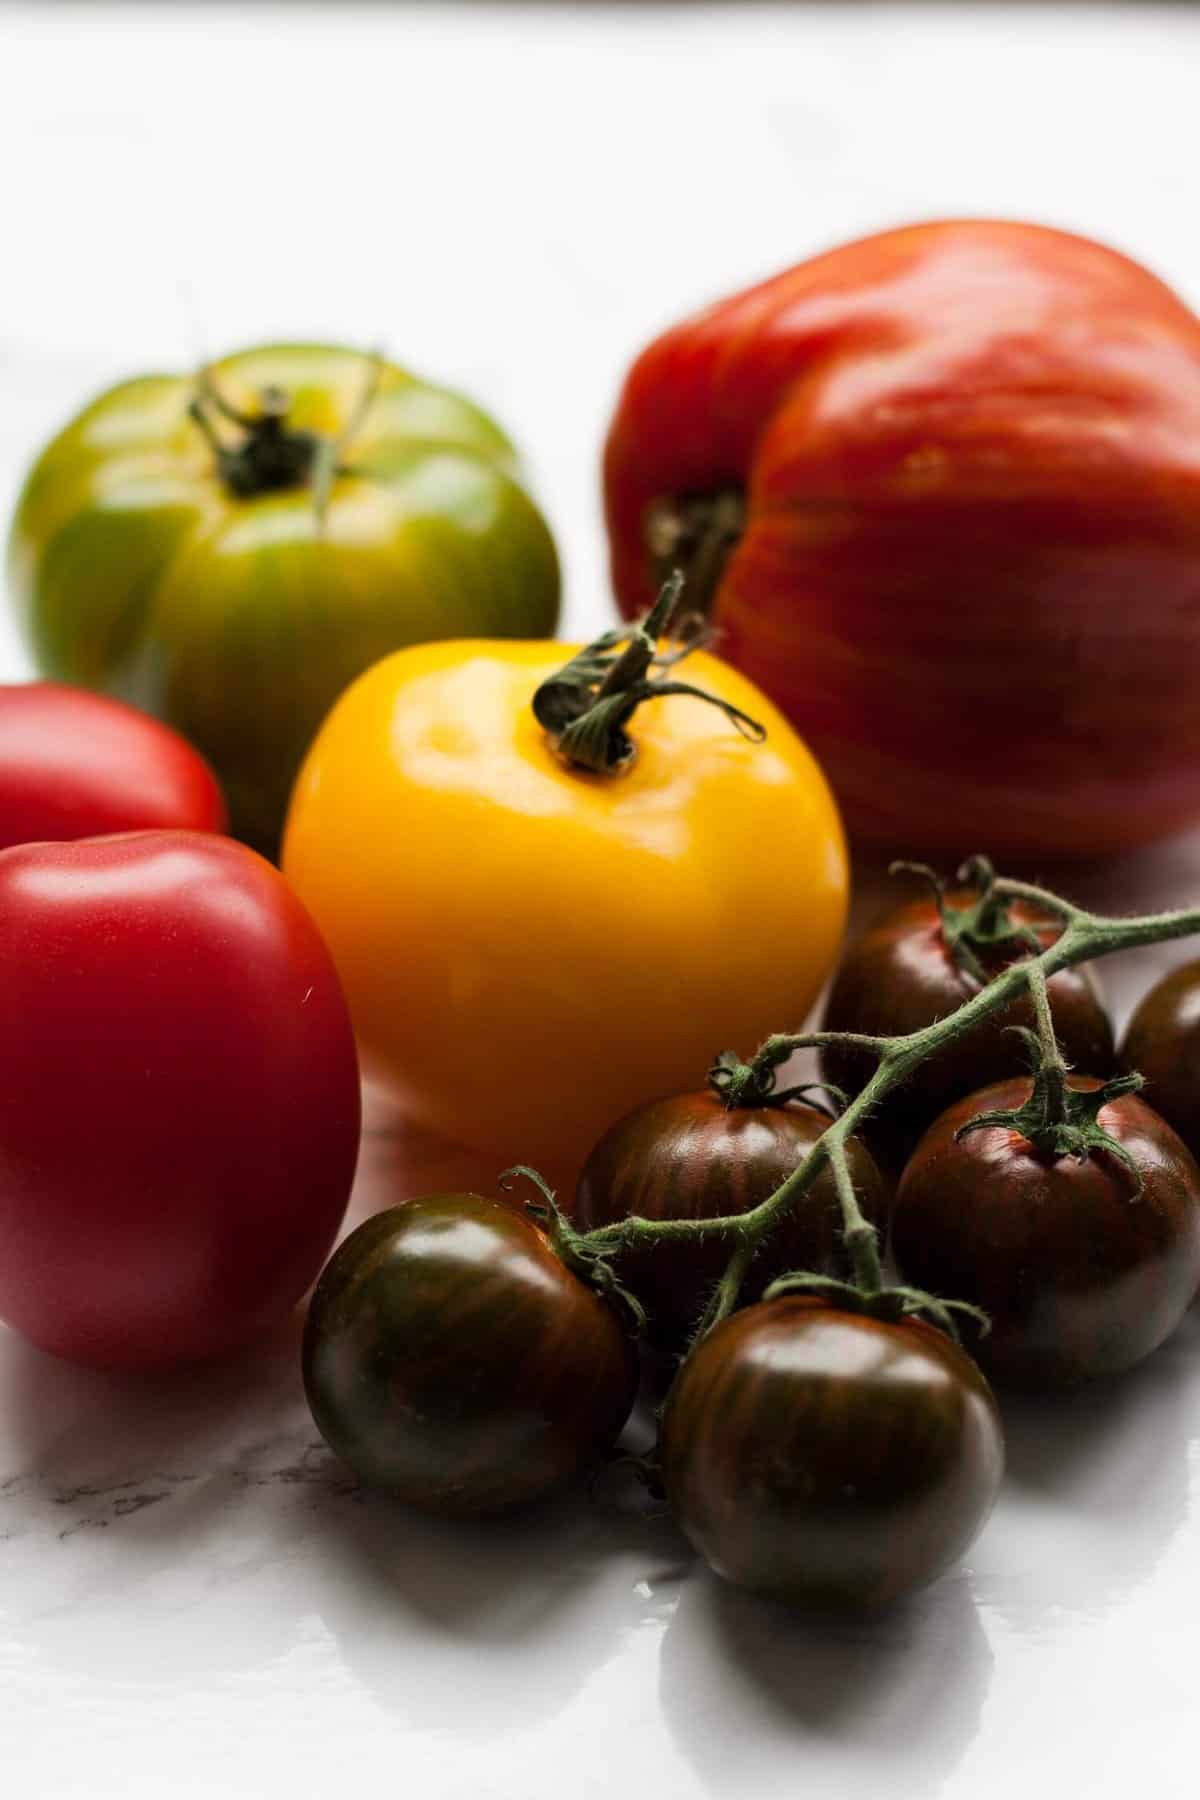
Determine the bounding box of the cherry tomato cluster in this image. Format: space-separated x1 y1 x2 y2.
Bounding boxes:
301 860 1200 1617
302 1086 1007 1611
823 868 1200 1392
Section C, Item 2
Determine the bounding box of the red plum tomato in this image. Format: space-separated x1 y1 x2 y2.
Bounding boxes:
0 681 226 849
303 1194 638 1514
574 1089 890 1350
0 831 360 1368
892 1078 1200 1388
661 1299 1003 1610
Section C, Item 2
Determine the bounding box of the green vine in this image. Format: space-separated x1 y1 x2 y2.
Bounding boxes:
564 871 1200 1342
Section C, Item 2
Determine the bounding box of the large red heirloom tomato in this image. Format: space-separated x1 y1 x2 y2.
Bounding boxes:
604 220 1200 856
0 832 360 1368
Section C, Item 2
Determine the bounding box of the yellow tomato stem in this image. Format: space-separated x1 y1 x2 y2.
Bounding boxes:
531 571 766 775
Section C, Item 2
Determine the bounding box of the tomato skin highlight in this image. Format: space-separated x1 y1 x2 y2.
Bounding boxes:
302 1195 638 1515
661 1300 1003 1610
0 831 360 1369
0 681 226 848
605 220 1200 856
573 1089 890 1349
820 890 1113 1169
282 637 848 1177
892 1078 1200 1388
1120 962 1200 1161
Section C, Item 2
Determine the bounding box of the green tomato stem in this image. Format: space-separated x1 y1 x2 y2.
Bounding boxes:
189 351 383 507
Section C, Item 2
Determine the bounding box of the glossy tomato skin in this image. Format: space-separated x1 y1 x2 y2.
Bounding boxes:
1120 962 1200 1159
820 893 1113 1169
283 638 848 1179
0 681 226 849
605 221 1200 856
0 832 360 1368
661 1300 1003 1610
303 1195 638 1514
9 345 559 852
573 1090 890 1349
892 1079 1200 1389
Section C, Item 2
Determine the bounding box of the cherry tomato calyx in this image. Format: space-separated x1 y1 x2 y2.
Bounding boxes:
707 1047 847 1114
957 1043 1147 1190
760 1272 989 1347
501 1163 650 1337
893 855 1046 984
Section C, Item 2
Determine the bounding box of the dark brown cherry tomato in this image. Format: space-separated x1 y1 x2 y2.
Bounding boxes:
573 1089 889 1349
1120 962 1200 1160
303 1194 638 1515
821 885 1113 1169
661 1299 1003 1610
892 1078 1200 1389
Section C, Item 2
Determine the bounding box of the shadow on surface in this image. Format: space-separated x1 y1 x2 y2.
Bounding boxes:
660 1568 992 1797
1000 1308 1200 1502
0 1311 338 1683
0 1311 309 1496
0 1311 687 1722
306 1468 689 1737
975 1308 1200 1625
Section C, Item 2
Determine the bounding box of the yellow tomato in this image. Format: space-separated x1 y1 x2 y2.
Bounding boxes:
283 634 848 1179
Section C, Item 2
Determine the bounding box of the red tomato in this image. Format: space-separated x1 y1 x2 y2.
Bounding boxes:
0 831 360 1368
0 682 226 849
605 221 1200 856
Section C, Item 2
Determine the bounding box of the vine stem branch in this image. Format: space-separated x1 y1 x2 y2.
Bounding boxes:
573 886 1200 1333
1024 957 1069 1116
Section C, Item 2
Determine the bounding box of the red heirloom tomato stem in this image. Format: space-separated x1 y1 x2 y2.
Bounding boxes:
569 869 1200 1343
644 491 746 621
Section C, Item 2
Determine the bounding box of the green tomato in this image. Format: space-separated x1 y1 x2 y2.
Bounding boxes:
7 344 560 851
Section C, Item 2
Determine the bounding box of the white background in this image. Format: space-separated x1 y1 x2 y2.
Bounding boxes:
2 4 1200 1797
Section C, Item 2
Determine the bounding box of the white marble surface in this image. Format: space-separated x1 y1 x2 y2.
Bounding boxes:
3 4 1200 1796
